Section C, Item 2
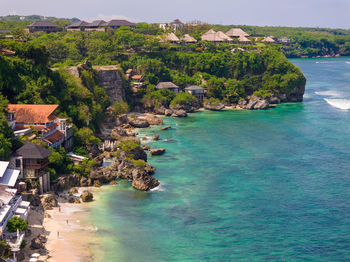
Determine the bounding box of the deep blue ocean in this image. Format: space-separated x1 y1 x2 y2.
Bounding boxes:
91 57 350 261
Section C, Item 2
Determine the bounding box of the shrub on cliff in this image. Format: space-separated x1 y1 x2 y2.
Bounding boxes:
170 93 197 108
7 216 28 232
142 89 175 109
112 101 130 116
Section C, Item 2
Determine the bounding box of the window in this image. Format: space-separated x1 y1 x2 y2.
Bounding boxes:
16 159 21 168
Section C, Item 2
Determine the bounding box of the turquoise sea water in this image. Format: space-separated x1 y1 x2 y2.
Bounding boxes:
91 57 350 261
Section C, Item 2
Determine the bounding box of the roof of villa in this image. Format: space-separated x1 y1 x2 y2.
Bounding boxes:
156 82 179 89
8 104 58 123
28 21 59 28
182 34 197 43
15 142 52 159
226 28 249 37
104 20 136 27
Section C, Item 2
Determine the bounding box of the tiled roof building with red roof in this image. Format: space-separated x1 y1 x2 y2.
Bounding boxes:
8 104 73 150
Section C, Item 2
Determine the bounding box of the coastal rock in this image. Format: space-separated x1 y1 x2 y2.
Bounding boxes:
68 187 79 195
142 144 150 151
269 96 281 104
154 107 166 115
51 175 80 192
80 177 91 187
164 109 173 116
81 190 94 202
204 102 225 111
150 148 166 156
116 114 129 125
111 127 128 138
152 134 160 141
143 115 163 125
161 125 171 131
238 99 248 108
110 180 118 185
245 96 259 109
30 234 47 250
128 118 150 128
132 170 160 191
40 194 58 210
93 180 101 187
253 99 269 110
117 160 134 180
171 109 187 117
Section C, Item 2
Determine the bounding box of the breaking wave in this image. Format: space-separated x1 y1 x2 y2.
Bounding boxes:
315 91 341 97
324 99 350 110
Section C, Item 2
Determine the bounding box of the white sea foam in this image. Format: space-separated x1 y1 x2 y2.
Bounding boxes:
315 91 341 97
346 62 350 64
150 182 165 192
324 98 350 110
315 61 329 64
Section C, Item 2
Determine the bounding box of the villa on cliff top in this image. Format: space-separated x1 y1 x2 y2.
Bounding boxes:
8 104 73 150
156 82 180 93
66 19 136 32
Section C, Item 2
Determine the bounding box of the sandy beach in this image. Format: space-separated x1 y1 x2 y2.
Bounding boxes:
23 188 103 262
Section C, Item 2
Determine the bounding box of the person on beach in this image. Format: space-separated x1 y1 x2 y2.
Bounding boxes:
66 219 68 225
57 231 59 239
59 207 61 212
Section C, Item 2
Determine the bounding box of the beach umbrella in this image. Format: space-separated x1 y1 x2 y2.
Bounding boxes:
31 253 40 258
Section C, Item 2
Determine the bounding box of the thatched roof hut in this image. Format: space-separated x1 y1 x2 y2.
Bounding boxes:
201 30 232 42
166 32 180 42
262 36 276 43
216 31 233 41
226 28 249 37
238 35 251 43
182 34 197 43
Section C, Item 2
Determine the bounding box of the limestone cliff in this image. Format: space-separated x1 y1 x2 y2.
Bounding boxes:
93 65 125 103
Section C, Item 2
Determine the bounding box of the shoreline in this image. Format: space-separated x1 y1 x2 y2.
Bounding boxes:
25 187 106 262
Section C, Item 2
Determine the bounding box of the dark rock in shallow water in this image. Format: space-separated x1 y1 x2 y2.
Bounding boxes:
152 134 160 141
164 109 173 116
132 169 160 191
81 190 93 202
161 125 171 131
150 148 166 156
171 109 187 117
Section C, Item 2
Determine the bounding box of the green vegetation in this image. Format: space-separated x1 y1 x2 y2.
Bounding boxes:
132 159 147 170
7 216 28 232
112 101 130 116
0 240 10 258
170 93 197 107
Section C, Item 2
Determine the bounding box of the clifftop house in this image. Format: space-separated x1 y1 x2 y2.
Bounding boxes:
8 104 73 150
156 82 180 93
28 21 60 33
66 19 136 32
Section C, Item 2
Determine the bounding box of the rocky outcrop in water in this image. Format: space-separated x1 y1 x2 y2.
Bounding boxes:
81 190 94 202
40 194 58 210
204 102 225 111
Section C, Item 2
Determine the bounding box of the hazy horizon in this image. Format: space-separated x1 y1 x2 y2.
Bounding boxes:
1 0 350 29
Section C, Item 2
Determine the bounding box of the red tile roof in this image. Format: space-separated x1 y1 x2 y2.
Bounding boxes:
8 104 58 124
44 130 65 145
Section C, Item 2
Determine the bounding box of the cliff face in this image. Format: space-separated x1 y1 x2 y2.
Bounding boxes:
93 66 125 103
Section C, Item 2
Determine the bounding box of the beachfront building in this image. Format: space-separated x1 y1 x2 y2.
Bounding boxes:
8 104 73 150
156 82 180 93
278 36 291 43
0 186 30 256
9 142 52 194
185 86 205 102
67 19 136 32
28 21 60 33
